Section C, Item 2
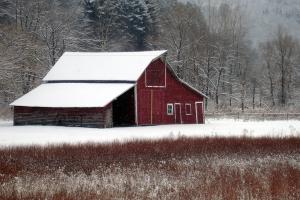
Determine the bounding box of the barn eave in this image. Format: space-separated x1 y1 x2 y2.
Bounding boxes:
165 61 208 99
10 83 135 108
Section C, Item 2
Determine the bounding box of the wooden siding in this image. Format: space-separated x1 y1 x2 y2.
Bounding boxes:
14 106 113 128
136 59 204 125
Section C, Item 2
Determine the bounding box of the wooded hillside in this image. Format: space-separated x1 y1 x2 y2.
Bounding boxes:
0 0 299 112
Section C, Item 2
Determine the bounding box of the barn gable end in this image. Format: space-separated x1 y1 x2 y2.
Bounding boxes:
136 58 205 125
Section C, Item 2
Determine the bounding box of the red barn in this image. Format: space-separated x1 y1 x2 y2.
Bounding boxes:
11 51 207 128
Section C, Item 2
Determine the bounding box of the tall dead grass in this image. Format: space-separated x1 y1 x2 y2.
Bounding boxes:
0 137 299 199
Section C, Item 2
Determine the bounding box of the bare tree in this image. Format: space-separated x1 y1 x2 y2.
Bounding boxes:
37 0 79 67
273 26 298 106
0 25 47 103
159 2 207 79
260 41 277 107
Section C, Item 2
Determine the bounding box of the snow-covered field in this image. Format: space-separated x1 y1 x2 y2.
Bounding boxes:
0 119 299 147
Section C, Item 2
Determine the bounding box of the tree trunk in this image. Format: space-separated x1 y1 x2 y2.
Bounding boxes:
205 53 211 110
241 82 246 112
270 79 275 107
215 69 223 110
252 83 256 110
259 89 262 108
280 55 286 106
15 0 18 28
50 29 56 66
266 62 275 107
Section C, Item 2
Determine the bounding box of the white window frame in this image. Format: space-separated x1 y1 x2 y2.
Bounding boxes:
167 103 174 115
185 103 192 115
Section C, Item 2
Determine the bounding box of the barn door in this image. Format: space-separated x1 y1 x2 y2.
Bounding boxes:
174 103 182 124
152 90 164 124
195 102 204 124
140 89 164 125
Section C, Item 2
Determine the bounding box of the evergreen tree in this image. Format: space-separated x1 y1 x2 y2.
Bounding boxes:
119 0 158 50
0 0 14 24
83 0 124 50
82 0 159 51
145 0 159 36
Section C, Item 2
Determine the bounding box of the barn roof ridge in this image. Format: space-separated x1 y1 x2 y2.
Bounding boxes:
43 50 167 82
63 50 167 56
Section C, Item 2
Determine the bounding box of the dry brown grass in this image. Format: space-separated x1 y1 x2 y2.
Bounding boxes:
0 137 299 199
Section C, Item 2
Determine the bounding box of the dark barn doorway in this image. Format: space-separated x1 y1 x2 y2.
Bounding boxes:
112 87 135 127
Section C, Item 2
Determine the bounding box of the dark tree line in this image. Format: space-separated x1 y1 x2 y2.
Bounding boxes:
81 0 159 51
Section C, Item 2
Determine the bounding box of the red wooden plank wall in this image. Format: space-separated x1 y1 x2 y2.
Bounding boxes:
136 59 204 125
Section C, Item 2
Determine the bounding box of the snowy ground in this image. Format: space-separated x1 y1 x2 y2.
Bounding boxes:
0 119 299 147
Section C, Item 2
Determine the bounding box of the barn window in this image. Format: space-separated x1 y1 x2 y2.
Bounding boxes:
167 104 173 115
185 104 192 115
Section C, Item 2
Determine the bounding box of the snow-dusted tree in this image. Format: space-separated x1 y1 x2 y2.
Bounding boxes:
248 52 262 110
0 0 80 105
224 4 249 110
119 0 153 50
145 0 159 31
273 26 299 106
14 0 42 32
159 2 207 80
235 45 254 112
209 3 234 110
8 0 78 67
121 0 148 50
0 0 14 24
37 0 79 66
81 0 125 51
260 41 277 107
193 2 252 111
80 0 159 51
0 25 47 104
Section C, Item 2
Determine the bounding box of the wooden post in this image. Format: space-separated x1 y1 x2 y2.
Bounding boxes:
134 86 138 126
150 90 153 125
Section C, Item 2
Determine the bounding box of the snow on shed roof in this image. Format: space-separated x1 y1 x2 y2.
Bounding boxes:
43 50 167 82
10 83 134 108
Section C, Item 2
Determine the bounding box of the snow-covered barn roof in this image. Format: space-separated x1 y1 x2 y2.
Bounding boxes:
10 50 208 108
43 50 167 82
10 83 134 108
